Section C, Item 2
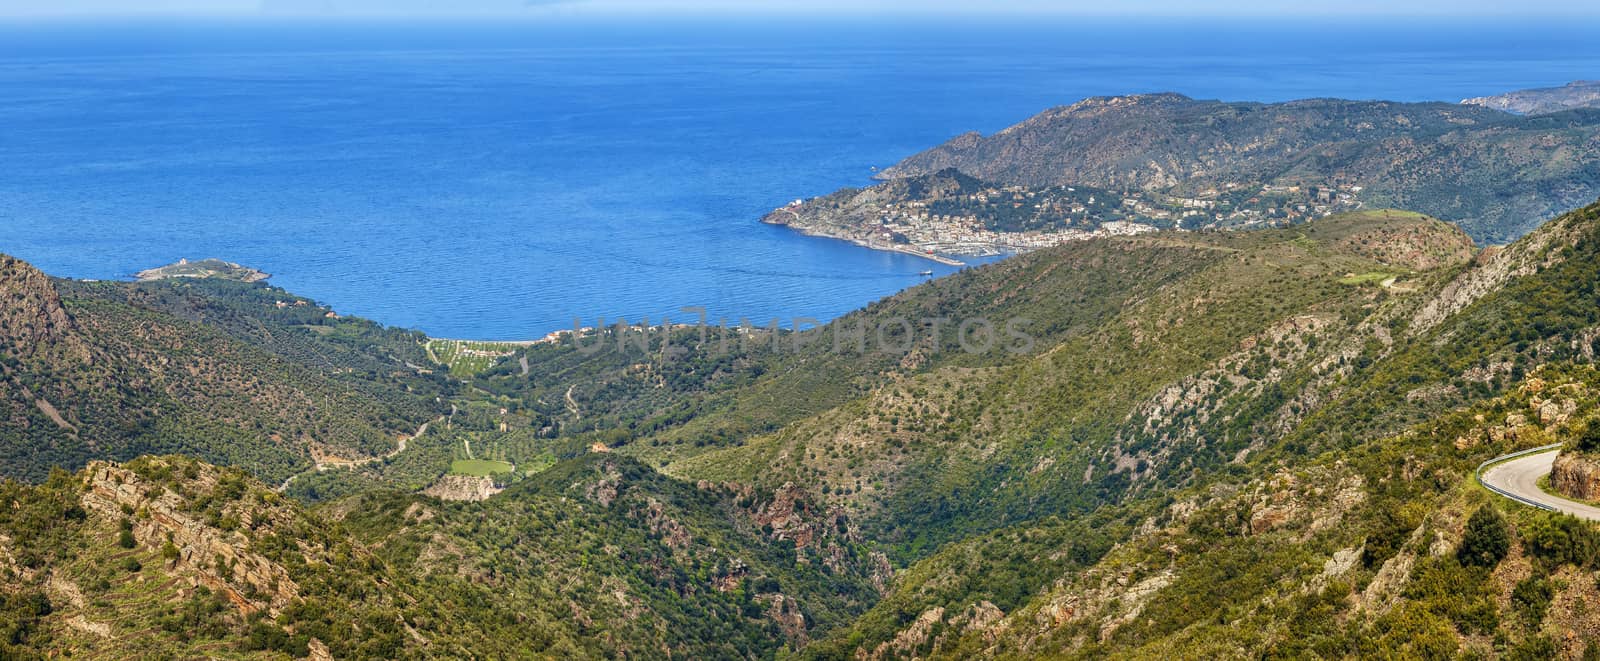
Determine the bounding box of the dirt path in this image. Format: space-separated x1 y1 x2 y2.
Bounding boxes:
565 385 582 420
276 420 433 492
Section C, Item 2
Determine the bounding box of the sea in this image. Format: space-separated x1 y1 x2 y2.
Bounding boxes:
3 16 1600 339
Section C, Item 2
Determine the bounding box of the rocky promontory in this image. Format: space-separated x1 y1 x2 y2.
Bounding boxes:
135 258 269 283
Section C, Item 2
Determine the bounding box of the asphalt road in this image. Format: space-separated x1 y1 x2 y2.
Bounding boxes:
1480 450 1600 521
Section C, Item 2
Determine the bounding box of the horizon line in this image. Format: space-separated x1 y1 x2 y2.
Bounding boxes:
5 8 1600 19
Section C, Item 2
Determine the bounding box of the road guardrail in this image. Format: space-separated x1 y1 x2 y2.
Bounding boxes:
1475 443 1564 512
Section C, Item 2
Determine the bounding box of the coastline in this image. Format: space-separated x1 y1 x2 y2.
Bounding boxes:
764 219 967 267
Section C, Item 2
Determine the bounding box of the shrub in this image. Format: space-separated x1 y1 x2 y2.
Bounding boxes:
1523 513 1600 568
1577 420 1600 453
1458 505 1511 568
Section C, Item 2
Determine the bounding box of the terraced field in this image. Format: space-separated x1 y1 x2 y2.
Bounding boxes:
450 458 516 476
425 339 530 376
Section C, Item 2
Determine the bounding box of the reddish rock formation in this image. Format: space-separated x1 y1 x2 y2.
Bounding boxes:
1552 452 1600 502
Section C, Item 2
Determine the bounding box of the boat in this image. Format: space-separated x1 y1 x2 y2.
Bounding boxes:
919 270 934 276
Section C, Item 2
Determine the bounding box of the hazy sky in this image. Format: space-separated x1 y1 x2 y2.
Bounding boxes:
3 0 1597 16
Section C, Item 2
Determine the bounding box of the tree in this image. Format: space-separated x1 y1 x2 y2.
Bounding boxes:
1576 419 1600 453
1458 504 1511 568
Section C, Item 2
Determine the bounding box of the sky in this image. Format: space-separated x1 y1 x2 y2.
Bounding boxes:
1 0 1597 17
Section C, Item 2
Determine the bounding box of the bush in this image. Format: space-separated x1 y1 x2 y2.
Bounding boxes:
1523 513 1600 568
1363 501 1418 568
1512 577 1555 627
1458 505 1511 568
1577 420 1600 453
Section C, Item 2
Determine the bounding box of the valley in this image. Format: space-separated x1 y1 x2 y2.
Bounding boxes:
9 198 1600 657
9 76 1600 658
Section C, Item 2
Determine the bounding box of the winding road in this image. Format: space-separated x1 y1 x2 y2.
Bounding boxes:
275 420 433 492
1479 449 1600 521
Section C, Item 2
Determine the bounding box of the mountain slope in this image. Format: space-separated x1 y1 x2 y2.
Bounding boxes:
0 259 447 484
329 453 885 657
670 210 1478 555
0 452 886 659
0 455 572 659
1464 80 1600 115
874 94 1600 243
800 199 1600 658
9 199 1600 658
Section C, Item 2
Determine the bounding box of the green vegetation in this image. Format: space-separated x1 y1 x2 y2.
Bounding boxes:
1458 504 1511 567
10 198 1600 657
449 458 514 476
882 93 1600 243
336 453 882 658
1338 270 1399 285
1576 418 1600 452
0 265 447 484
425 338 524 376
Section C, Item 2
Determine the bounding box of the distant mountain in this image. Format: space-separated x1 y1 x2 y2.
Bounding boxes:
869 93 1600 244
1463 80 1600 115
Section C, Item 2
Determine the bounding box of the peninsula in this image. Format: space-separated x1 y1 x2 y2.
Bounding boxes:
135 258 270 283
767 89 1600 256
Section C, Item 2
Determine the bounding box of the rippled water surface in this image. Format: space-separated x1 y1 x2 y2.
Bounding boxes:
3 17 1599 337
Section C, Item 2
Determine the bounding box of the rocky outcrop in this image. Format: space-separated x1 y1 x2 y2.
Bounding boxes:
422 474 502 501
752 482 844 550
0 253 88 363
79 460 301 617
762 593 808 644
1552 451 1600 502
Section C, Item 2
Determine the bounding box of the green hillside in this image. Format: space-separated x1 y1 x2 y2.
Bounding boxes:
876 94 1600 243
8 201 1600 657
0 262 448 484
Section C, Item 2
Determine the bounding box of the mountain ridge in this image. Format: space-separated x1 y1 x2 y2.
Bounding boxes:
862 93 1600 244
7 199 1600 657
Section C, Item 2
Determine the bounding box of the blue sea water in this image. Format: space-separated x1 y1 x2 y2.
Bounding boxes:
2 16 1600 339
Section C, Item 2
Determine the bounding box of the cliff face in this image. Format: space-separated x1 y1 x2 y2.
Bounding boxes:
0 253 88 363
1552 451 1600 502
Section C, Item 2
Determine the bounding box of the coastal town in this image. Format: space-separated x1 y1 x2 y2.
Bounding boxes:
765 171 1368 263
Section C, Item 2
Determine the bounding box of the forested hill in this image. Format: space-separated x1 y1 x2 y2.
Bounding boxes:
0 256 450 484
798 199 1600 660
0 454 883 658
9 199 1600 657
872 93 1600 243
